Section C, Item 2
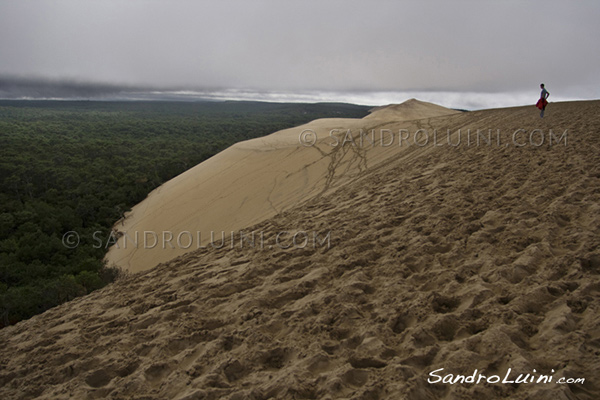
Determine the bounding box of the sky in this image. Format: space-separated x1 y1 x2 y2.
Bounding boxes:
0 0 599 109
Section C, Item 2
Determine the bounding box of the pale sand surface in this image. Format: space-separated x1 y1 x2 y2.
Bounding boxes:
1 100 599 399
106 99 460 273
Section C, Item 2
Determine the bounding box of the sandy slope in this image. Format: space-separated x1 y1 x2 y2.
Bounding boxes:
105 99 460 273
1 100 600 400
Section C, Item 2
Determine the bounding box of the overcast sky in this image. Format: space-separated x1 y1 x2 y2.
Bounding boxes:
1 0 599 108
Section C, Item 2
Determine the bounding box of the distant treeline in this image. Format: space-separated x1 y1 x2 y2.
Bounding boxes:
0 100 371 327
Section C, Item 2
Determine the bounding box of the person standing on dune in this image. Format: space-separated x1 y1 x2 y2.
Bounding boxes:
536 83 550 118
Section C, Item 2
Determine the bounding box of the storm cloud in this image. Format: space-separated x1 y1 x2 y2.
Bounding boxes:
1 0 599 108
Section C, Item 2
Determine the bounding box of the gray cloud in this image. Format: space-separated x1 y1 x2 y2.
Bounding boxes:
1 0 599 107
0 76 141 99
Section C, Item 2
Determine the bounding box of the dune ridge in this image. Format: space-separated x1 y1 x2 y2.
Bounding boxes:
1 100 599 399
365 98 460 121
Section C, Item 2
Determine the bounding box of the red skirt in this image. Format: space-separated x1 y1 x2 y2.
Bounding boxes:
536 98 548 110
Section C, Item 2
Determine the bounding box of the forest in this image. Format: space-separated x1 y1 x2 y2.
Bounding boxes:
0 100 371 327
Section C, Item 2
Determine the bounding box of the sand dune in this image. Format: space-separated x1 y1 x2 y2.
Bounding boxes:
106 99 460 273
1 100 599 399
365 98 460 121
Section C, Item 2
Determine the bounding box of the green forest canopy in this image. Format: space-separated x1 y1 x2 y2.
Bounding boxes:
0 100 371 327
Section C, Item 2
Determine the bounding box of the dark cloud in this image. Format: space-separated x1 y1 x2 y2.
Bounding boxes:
0 76 139 99
0 76 589 111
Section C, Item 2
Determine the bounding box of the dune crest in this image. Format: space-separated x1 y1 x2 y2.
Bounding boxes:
365 98 460 121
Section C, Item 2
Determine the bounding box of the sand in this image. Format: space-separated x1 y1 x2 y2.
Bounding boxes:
105 99 460 273
1 100 599 399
